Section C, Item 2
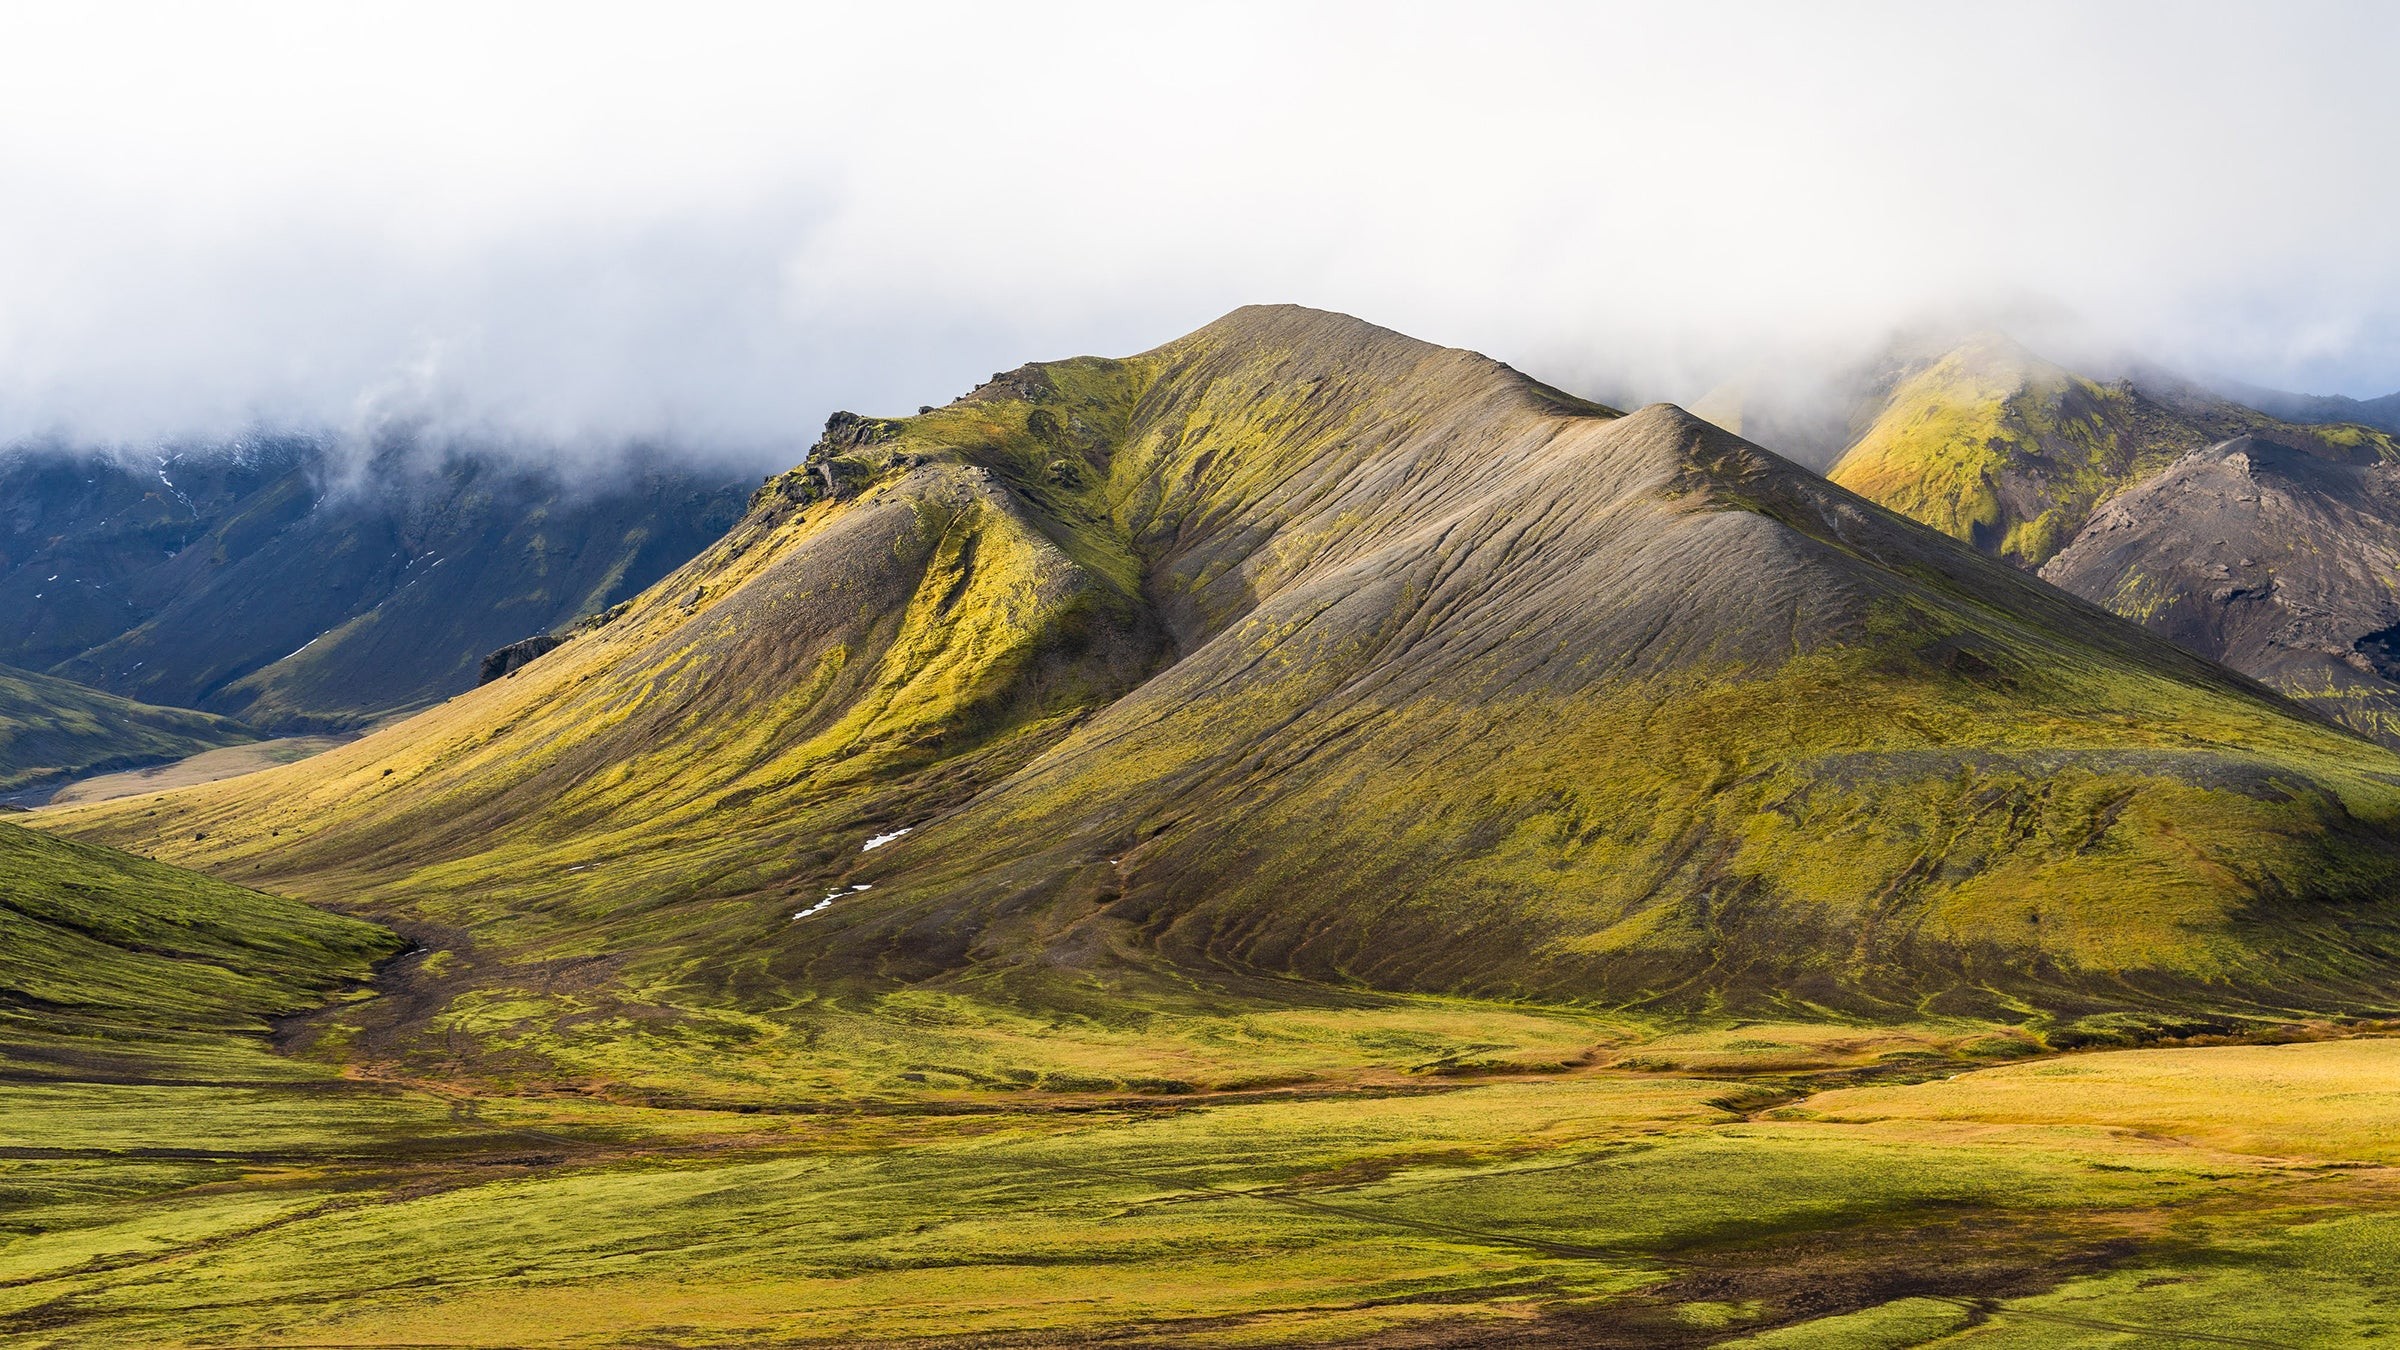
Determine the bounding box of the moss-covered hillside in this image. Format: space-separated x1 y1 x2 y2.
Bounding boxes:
0 821 400 1079
1826 334 2399 567
0 662 253 798
41 307 2400 1094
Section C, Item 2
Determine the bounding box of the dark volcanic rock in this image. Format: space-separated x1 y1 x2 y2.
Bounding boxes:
478 635 567 685
2040 434 2400 745
816 411 904 453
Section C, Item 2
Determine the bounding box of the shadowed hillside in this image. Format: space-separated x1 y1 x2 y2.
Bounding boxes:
0 438 752 731
0 663 253 800
43 307 2400 1095
0 821 399 1080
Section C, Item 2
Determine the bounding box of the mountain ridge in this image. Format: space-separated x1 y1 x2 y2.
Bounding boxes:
39 306 2400 1097
2215 376 2400 436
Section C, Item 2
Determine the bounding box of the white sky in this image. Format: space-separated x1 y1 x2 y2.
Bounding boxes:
1 1 2395 466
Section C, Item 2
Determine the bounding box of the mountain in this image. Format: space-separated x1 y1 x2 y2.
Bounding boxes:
1795 333 2400 748
2040 433 2400 747
40 307 2400 1094
0 819 398 1079
0 437 753 731
0 662 254 800
1821 334 2399 568
2215 377 2400 436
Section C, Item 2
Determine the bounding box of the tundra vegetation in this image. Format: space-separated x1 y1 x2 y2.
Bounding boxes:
12 309 2400 1346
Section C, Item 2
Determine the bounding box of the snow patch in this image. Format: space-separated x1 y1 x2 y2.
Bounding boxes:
862 827 912 851
793 882 874 920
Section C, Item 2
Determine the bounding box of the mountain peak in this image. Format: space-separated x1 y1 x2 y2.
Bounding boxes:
1142 304 1622 422
51 312 2400 1030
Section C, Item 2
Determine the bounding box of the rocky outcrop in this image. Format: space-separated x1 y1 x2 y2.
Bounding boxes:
477 634 566 685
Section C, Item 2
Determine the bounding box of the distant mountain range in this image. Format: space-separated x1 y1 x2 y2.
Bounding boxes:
0 438 753 732
2040 433 2400 746
1747 336 2400 747
2210 377 2400 435
45 307 2400 1071
1821 334 2396 568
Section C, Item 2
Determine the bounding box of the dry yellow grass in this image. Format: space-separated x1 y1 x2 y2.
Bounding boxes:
38 736 350 807
1784 1036 2400 1165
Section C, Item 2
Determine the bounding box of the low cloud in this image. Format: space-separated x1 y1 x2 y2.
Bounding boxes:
2 1 2396 473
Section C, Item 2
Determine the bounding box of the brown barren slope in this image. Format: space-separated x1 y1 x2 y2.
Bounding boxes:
2041 433 2400 747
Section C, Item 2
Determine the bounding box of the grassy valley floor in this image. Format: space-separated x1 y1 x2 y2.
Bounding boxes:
6 1021 2400 1346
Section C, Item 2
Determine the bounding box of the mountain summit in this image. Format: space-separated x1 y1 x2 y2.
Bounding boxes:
48 308 2400 1081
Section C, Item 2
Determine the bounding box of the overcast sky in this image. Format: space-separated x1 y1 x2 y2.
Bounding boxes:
2 1 2396 468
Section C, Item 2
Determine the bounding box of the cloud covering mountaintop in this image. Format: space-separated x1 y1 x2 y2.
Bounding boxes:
2 1 2396 468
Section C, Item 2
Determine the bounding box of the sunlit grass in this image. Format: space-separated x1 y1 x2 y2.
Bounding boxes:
6 1041 2400 1346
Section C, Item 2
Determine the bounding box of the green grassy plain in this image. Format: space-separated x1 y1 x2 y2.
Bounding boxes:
8 1033 2400 1346
13 807 2396 1346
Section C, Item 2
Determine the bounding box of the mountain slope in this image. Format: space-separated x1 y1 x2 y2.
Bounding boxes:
0 820 399 1079
41 308 2400 1090
1824 335 2398 568
2041 433 2400 747
0 663 253 798
0 439 751 731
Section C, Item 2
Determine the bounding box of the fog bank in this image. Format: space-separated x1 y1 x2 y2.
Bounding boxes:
3 1 2396 470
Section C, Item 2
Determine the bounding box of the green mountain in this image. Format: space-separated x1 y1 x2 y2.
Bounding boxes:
0 662 253 800
42 306 2400 1092
0 438 752 731
22 310 2400 1347
0 819 399 1079
1822 334 2398 568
